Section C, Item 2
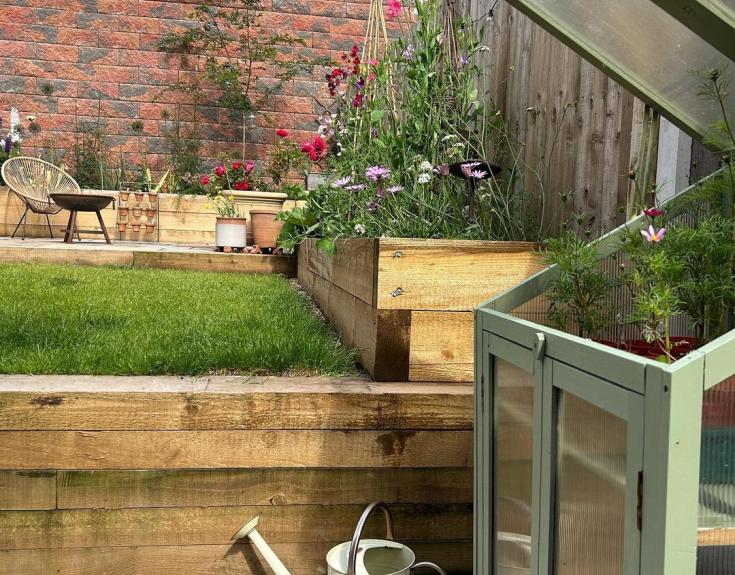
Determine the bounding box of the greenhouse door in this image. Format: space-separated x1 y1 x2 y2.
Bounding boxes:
477 329 645 575
538 359 644 575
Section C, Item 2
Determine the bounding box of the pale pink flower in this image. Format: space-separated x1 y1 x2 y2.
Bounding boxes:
641 225 666 243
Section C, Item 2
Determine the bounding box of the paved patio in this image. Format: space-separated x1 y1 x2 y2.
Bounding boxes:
0 237 296 276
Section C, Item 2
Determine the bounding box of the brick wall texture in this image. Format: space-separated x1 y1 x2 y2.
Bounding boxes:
0 0 378 175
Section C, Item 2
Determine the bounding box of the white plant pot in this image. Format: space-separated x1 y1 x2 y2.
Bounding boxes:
225 190 287 244
215 217 247 249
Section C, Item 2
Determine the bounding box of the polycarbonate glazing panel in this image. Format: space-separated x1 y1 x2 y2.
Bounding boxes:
494 358 534 573
507 0 735 140
554 392 627 575
698 375 735 574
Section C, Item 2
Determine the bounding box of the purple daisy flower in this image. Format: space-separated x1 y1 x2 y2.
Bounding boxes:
365 165 391 181
470 169 488 179
332 176 352 188
345 184 366 192
386 185 404 195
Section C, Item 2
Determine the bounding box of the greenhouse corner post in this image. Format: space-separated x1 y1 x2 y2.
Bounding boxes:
641 359 703 575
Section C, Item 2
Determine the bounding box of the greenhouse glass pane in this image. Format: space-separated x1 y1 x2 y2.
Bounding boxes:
554 392 627 575
494 359 534 574
698 375 735 575
505 0 735 140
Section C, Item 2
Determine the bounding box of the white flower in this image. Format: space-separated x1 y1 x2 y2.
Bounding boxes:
9 107 20 131
417 173 432 184
441 134 457 142
419 160 433 172
354 223 366 234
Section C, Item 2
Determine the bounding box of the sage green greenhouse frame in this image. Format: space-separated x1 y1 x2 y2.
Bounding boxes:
474 170 735 575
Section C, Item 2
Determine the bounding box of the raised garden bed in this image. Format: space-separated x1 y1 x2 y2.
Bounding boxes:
0 187 291 246
298 238 544 382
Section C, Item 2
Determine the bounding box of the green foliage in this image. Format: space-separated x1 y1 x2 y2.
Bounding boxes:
279 0 549 249
70 97 126 190
161 107 205 196
158 0 328 117
0 263 355 375
662 216 735 343
543 231 618 338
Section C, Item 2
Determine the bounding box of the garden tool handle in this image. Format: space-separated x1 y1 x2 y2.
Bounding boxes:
346 502 394 575
411 562 447 575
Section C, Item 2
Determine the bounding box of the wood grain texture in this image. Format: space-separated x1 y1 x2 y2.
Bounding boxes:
0 471 56 511
0 503 472 549
0 388 472 431
56 468 473 509
0 541 472 575
299 238 377 306
0 246 134 266
376 239 544 311
408 312 474 382
131 251 296 277
0 430 472 469
470 1 652 237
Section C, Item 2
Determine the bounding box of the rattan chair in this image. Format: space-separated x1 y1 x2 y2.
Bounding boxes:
1 156 79 239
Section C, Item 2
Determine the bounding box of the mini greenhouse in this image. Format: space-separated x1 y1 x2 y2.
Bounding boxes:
474 1 734 574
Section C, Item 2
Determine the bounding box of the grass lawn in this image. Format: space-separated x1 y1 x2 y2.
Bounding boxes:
0 263 355 375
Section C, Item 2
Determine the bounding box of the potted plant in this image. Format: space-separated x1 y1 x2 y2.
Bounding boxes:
145 207 156 219
145 222 155 233
131 223 141 232
120 189 130 202
251 208 284 249
132 205 143 218
117 222 127 232
118 206 129 219
214 198 247 251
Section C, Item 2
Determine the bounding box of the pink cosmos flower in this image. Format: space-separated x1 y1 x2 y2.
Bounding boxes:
641 225 666 243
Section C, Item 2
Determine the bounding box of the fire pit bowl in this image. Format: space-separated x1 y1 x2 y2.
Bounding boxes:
51 193 114 212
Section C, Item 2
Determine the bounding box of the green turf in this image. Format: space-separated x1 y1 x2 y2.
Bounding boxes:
0 263 355 375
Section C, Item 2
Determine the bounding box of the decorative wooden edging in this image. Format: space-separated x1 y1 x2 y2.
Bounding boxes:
298 238 544 382
0 375 473 575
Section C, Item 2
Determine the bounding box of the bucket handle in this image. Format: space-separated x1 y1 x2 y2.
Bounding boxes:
411 562 447 575
347 502 394 575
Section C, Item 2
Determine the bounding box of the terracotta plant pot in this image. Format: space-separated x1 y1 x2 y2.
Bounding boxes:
145 223 155 233
132 224 141 232
117 223 127 232
119 191 130 201
132 207 143 218
215 217 247 250
145 208 156 219
148 191 158 204
250 209 284 249
118 207 129 219
134 191 145 202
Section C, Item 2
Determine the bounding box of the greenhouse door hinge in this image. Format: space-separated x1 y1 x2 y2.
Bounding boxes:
636 470 643 530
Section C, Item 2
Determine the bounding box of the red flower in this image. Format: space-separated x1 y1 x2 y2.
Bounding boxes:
643 207 665 218
245 161 255 173
312 135 326 153
276 129 289 138
214 165 225 177
234 180 250 191
352 93 364 108
232 161 242 171
351 45 359 57
200 175 210 185
300 142 314 153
